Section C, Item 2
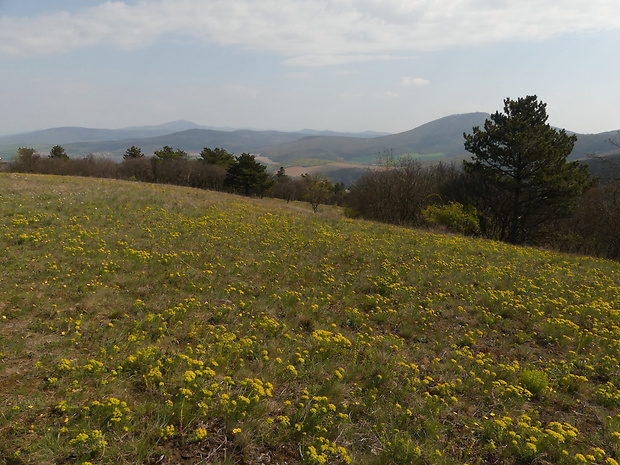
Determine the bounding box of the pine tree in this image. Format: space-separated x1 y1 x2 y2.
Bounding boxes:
463 95 596 244
49 145 68 159
224 153 272 196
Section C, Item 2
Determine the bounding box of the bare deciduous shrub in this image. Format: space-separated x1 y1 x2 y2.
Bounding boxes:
9 148 40 173
119 157 154 182
347 157 460 227
555 181 620 260
188 162 227 190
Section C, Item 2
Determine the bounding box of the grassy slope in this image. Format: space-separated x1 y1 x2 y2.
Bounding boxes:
1 174 620 465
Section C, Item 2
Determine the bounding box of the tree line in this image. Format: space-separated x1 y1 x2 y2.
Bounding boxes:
6 144 346 210
5 95 620 261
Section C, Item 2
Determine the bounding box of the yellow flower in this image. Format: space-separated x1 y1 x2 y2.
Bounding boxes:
160 425 175 439
183 370 197 383
195 427 208 440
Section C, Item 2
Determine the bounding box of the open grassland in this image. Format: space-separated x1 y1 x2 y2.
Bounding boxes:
2 174 620 465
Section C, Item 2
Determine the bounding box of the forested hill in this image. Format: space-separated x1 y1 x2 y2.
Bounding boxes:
258 112 492 163
2 112 618 163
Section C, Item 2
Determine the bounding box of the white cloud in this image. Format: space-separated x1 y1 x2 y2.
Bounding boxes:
402 77 430 87
379 91 400 99
2 0 620 64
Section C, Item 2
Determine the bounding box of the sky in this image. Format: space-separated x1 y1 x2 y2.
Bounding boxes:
1 0 620 136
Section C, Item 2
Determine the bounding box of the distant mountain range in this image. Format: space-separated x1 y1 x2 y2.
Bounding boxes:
1 114 619 167
258 113 494 164
0 120 228 145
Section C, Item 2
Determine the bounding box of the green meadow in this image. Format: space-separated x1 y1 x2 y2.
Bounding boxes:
2 173 620 465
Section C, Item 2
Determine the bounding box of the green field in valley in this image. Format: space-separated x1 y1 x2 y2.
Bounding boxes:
1 174 620 465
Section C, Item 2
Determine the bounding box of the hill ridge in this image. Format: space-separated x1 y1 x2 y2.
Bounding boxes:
1 113 619 165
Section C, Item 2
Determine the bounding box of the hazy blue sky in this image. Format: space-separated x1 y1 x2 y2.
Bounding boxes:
1 0 619 135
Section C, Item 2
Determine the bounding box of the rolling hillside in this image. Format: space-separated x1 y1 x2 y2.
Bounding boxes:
573 131 620 161
0 120 208 145
60 129 311 159
258 112 492 164
2 114 619 173
2 174 620 464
